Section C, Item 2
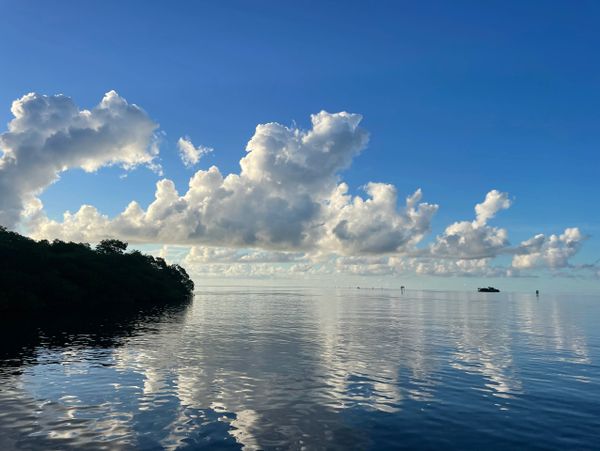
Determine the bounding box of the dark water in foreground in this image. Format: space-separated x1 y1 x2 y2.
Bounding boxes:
0 288 599 450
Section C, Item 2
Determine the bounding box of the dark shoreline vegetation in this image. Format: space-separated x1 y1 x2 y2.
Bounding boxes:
0 227 194 314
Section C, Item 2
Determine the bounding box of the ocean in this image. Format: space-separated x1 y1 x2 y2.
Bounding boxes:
1 287 599 450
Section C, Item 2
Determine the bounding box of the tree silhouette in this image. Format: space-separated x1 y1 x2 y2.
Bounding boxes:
0 227 194 313
96 239 128 254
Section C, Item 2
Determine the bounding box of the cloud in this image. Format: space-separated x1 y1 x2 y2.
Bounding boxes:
170 246 327 280
425 191 586 272
240 111 368 190
28 110 438 256
177 137 212 167
1 91 591 279
334 255 396 276
392 257 511 278
474 189 511 226
322 184 438 255
428 190 511 259
512 227 586 269
183 246 304 264
0 91 159 227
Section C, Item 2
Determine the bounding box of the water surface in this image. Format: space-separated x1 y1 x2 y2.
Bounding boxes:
1 288 599 449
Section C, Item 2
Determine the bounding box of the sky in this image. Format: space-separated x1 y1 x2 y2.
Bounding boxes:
0 0 599 292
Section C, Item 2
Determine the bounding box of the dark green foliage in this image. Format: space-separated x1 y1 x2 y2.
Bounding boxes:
96 239 128 255
0 226 194 313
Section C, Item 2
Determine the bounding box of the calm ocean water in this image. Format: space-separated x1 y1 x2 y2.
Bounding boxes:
0 288 599 450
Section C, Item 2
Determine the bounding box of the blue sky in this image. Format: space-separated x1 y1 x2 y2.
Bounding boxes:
0 1 598 290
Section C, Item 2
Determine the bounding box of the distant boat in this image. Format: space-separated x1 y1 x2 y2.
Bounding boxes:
478 286 500 293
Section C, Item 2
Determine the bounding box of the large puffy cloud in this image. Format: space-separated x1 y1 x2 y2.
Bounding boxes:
240 111 367 190
428 190 511 259
29 110 439 256
512 228 586 269
0 91 159 227
321 184 438 255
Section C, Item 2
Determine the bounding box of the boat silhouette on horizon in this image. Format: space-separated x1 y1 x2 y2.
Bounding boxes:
478 286 500 293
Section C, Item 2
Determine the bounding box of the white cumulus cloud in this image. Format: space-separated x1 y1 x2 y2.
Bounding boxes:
428 190 511 259
474 189 512 226
0 91 159 227
512 228 586 269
